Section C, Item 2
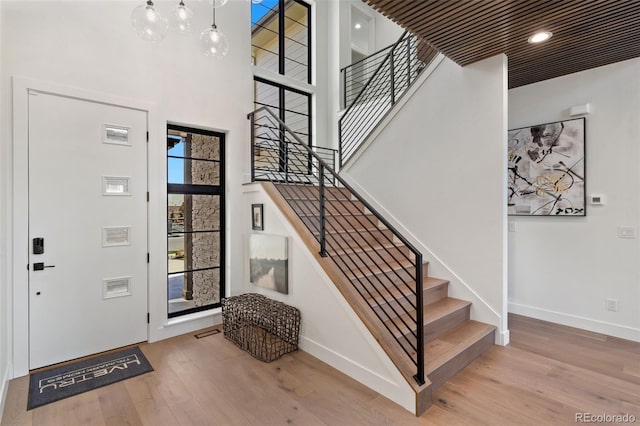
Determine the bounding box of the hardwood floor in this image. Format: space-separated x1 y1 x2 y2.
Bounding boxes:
2 314 639 425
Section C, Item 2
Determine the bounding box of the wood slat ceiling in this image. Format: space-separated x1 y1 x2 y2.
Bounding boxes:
365 0 640 88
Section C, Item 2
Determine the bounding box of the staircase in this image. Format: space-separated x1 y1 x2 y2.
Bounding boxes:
249 106 496 415
266 182 495 414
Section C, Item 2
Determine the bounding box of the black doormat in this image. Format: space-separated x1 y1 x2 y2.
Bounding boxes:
27 346 153 410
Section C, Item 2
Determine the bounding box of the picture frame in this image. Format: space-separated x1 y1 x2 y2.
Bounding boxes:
249 234 288 294
508 117 586 216
251 203 264 230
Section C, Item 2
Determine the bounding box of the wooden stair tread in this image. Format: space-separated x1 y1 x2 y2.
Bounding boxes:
366 276 448 304
342 258 415 280
322 225 382 234
280 195 358 203
386 298 471 336
297 212 375 219
424 320 496 374
331 240 406 256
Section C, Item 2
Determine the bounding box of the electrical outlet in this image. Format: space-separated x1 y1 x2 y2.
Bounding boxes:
606 299 618 312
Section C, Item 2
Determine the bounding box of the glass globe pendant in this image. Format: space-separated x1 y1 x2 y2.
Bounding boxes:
200 6 228 57
170 0 194 34
200 24 229 57
131 0 168 42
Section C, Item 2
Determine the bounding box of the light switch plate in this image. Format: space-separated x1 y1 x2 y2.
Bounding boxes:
618 226 637 239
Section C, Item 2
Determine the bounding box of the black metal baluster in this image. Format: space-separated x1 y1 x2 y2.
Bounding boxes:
249 112 256 182
414 255 425 385
407 36 412 87
343 68 347 110
319 164 327 257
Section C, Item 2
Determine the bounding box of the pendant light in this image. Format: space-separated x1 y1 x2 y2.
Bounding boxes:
131 0 229 58
200 4 229 58
170 0 194 35
131 0 168 43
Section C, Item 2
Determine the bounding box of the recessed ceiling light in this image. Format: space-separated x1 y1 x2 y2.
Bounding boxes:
528 31 553 44
354 23 362 30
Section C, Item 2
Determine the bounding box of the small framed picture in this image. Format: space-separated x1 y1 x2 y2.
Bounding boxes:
251 203 264 231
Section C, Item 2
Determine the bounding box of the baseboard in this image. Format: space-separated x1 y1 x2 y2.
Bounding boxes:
497 329 510 346
0 363 12 422
299 336 415 413
509 302 640 342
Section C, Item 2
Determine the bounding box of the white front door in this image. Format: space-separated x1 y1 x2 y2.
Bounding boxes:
28 91 148 369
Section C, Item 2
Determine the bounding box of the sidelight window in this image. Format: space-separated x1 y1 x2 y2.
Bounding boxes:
167 125 225 318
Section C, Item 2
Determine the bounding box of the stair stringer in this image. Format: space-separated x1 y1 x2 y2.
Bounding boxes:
242 182 427 415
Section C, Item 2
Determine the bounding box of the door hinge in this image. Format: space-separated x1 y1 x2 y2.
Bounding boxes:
27 264 29 271
146 131 149 142
146 192 149 202
147 253 150 263
147 313 150 324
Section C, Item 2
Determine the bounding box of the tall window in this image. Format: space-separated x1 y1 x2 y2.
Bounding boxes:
254 77 311 146
167 125 225 318
252 0 311 84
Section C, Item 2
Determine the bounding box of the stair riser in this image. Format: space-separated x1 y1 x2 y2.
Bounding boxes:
372 284 449 318
423 304 471 343
394 303 470 345
428 329 495 389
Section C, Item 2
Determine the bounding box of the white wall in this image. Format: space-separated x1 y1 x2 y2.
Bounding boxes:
373 11 403 49
241 183 415 413
1 0 254 376
0 0 10 415
508 58 640 342
343 55 510 342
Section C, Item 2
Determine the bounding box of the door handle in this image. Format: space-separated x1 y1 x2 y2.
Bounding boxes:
33 262 55 271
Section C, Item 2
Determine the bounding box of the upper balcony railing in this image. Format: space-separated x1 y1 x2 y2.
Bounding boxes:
339 32 438 167
341 43 395 110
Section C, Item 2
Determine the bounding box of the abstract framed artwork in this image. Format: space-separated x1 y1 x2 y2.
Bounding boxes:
508 117 586 216
249 233 288 294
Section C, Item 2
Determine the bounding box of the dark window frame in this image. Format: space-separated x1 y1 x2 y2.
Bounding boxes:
254 76 313 175
166 124 225 318
252 0 312 84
